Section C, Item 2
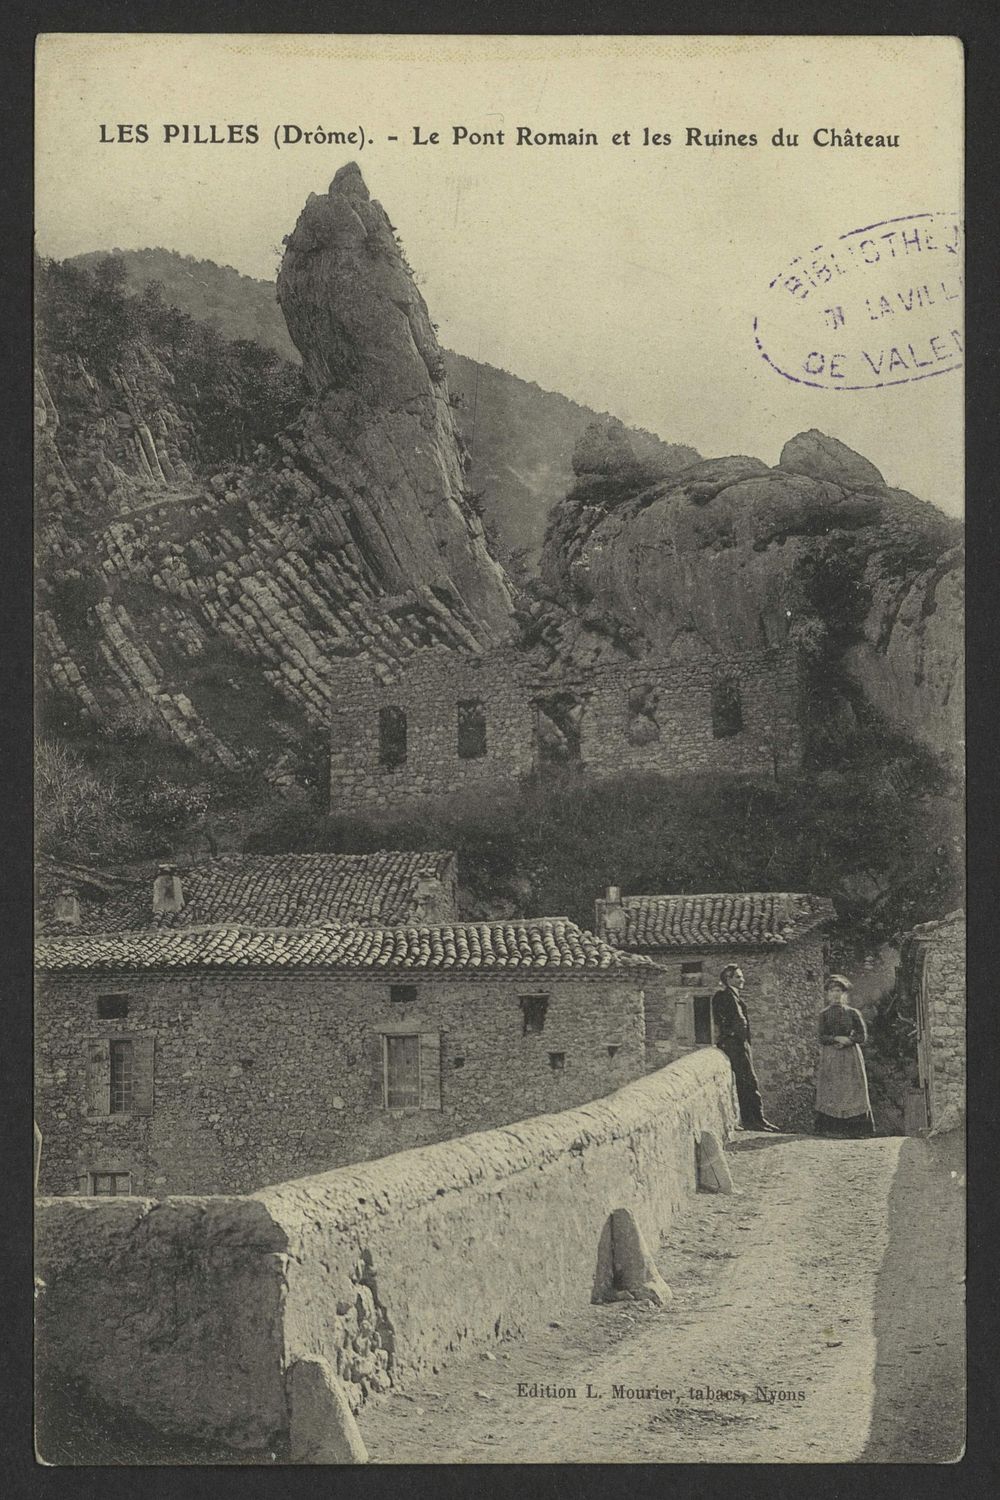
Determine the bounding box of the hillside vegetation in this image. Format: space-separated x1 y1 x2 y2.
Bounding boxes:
67 247 699 570
36 177 963 958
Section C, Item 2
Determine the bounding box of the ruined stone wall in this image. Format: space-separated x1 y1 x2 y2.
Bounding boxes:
923 916 966 1129
328 645 802 813
35 1048 736 1449
36 969 646 1196
639 940 827 1130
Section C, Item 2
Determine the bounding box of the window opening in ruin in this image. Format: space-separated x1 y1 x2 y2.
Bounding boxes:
90 1171 131 1196
806 968 817 982
378 705 408 768
607 1044 620 1058
384 1034 420 1107
520 994 550 1035
626 684 661 745
693 995 714 1045
390 984 418 1005
97 993 129 1019
711 678 744 738
548 1051 566 1071
453 1056 465 1069
681 962 703 986
109 1040 134 1113
457 698 487 760
534 693 584 771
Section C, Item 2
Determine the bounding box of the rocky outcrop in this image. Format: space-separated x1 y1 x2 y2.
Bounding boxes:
538 424 963 760
779 429 884 490
68 249 702 575
277 163 513 634
36 168 517 782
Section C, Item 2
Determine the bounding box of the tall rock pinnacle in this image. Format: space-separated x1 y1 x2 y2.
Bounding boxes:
277 164 514 637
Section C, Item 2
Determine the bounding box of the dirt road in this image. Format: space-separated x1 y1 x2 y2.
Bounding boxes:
359 1132 965 1464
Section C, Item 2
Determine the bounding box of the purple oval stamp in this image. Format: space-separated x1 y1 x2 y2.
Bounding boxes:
754 212 964 391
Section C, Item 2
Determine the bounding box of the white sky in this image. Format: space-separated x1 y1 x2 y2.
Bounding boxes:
36 34 964 515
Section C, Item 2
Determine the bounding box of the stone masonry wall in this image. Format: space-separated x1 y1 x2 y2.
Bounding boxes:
640 939 827 1131
34 1195 290 1450
923 916 966 1129
36 970 646 1196
328 645 803 813
35 1048 736 1450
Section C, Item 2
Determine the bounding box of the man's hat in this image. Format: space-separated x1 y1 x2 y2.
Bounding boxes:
825 973 852 991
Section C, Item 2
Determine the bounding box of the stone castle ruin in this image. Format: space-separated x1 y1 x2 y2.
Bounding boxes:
329 644 803 814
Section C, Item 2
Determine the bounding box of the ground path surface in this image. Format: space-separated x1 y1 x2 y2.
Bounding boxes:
359 1132 965 1464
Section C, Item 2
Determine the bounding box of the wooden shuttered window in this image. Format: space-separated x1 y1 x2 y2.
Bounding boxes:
376 1029 442 1110
84 1035 155 1117
85 1039 112 1117
673 998 694 1044
385 1034 420 1107
418 1031 442 1110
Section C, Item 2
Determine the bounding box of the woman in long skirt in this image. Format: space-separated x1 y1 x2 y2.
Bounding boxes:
814 975 876 1137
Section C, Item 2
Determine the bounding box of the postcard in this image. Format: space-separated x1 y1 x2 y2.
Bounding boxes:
34 34 964 1464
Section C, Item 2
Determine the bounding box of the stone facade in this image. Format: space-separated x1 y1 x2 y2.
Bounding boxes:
328 645 803 814
35 968 647 1196
595 892 833 1130
36 1049 736 1451
903 910 965 1131
633 942 829 1130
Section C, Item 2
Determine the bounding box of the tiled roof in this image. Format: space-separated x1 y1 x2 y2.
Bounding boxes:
37 851 455 933
613 892 835 951
36 919 652 975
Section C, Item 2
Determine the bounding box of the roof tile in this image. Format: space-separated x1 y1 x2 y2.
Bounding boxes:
38 850 455 933
615 892 835 950
36 919 652 976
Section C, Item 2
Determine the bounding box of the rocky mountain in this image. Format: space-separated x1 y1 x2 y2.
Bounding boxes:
67 248 700 572
532 421 963 763
36 166 514 799
36 165 962 949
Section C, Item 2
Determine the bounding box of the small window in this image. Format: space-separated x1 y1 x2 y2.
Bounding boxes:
90 1171 131 1197
457 699 487 759
97 994 129 1019
681 962 703 987
534 693 584 766
711 679 744 739
607 1044 619 1058
109 1040 134 1113
806 968 817 982
390 984 418 1005
548 1051 566 1071
384 1034 420 1107
693 995 714 1046
453 1056 465 1069
520 994 549 1035
378 705 407 768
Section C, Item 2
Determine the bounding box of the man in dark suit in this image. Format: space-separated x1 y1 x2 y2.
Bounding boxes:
711 963 781 1132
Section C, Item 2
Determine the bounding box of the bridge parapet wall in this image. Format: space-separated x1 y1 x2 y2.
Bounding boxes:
36 1049 736 1452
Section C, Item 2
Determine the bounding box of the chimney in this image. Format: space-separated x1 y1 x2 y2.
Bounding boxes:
53 885 80 927
596 884 627 943
152 864 184 916
408 870 448 925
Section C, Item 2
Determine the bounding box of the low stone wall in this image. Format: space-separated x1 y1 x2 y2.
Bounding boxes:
34 1195 290 1449
36 1049 736 1452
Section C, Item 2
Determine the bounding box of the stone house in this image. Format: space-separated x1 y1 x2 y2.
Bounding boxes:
328 644 803 815
594 888 835 1128
898 910 965 1133
35 918 652 1197
37 849 459 933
